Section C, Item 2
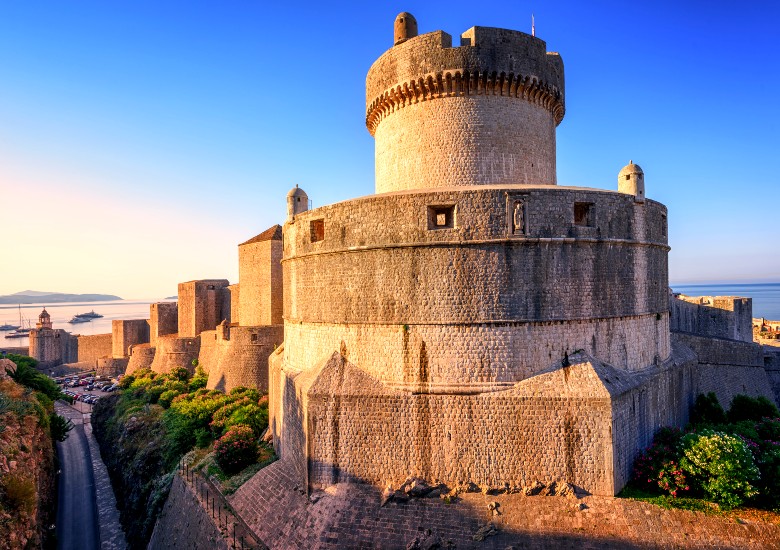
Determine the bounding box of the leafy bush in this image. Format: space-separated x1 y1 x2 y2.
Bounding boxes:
50 413 74 442
632 427 688 497
727 394 780 424
188 366 208 392
690 392 726 426
6 356 62 402
214 424 259 474
157 390 180 409
680 429 759 508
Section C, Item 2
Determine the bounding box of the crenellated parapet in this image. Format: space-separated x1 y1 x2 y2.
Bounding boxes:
367 23 565 193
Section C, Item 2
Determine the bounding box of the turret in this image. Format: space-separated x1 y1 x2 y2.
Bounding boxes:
367 14 565 193
286 185 309 222
36 307 52 330
393 12 418 44
618 161 645 203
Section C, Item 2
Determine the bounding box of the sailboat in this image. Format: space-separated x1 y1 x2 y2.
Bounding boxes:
3 306 32 339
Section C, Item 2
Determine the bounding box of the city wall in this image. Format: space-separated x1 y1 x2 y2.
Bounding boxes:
126 344 156 374
76 333 112 364
112 319 150 358
150 334 201 374
669 294 753 342
201 324 284 392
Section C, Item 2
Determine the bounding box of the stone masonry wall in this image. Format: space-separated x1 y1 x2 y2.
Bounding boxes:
284 315 669 387
125 344 156 375
670 294 753 342
29 328 77 368
763 347 780 405
96 357 129 378
204 325 284 392
148 475 228 550
150 302 178 347
76 333 112 364
273 348 702 497
150 335 201 375
111 319 150 358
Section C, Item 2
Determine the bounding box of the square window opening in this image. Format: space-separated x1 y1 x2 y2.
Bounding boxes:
427 205 456 230
574 202 592 226
310 219 325 242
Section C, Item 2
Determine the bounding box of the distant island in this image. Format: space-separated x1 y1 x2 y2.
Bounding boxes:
0 290 122 304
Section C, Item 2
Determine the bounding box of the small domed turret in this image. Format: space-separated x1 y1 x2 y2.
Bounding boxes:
286 185 309 222
394 12 418 45
618 160 645 203
37 307 52 329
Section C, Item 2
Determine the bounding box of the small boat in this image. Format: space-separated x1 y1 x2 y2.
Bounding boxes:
3 306 28 336
74 310 103 319
68 316 91 324
0 323 21 331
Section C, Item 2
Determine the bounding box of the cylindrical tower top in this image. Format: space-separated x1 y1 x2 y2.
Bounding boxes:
367 23 565 194
394 12 418 44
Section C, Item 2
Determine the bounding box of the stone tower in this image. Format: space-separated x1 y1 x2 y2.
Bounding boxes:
271 14 672 497
367 17 565 193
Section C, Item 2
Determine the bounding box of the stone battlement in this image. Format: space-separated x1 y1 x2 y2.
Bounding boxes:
367 18 566 193
366 27 565 133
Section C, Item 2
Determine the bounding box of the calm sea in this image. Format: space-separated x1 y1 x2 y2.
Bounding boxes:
0 300 164 347
671 283 780 321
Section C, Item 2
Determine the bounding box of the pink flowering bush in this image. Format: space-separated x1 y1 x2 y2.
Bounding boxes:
214 424 259 474
632 427 689 497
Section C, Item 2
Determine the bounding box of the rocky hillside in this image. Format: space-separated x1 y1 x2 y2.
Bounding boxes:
0 358 56 549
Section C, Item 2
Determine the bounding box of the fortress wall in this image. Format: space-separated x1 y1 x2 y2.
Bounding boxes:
227 284 240 325
29 328 77 368
126 344 156 375
205 325 284 392
150 335 201 375
197 330 218 375
672 332 762 367
374 95 556 192
284 315 669 386
150 302 178 347
671 332 776 407
306 380 614 495
76 333 112 364
112 319 150 358
238 228 283 326
670 294 753 342
762 347 780 405
96 357 129 378
178 280 230 338
611 351 695 491
148 475 228 550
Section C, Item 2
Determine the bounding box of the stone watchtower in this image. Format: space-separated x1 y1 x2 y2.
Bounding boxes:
270 14 672 497
368 13 565 193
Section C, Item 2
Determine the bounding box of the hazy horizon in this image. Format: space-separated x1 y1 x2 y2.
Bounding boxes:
1 1 778 297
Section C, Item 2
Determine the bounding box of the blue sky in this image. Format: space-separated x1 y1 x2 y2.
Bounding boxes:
1 1 778 299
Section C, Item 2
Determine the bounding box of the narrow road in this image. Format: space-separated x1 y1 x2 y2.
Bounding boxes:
56 404 100 550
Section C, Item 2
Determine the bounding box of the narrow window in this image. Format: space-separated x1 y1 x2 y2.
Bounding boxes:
661 214 667 238
574 202 592 226
251 333 258 343
310 219 325 242
427 205 455 230
625 174 630 180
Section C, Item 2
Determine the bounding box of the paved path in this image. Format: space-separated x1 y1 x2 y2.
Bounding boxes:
55 402 127 550
55 405 99 550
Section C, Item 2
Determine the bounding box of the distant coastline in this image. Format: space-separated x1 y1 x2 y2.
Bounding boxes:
0 292 122 304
